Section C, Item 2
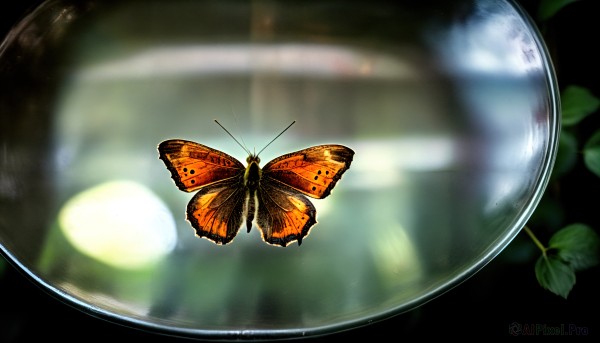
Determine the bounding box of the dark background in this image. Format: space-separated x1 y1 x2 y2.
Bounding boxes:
1 0 598 341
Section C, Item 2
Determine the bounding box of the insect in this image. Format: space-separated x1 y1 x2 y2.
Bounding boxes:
158 120 354 247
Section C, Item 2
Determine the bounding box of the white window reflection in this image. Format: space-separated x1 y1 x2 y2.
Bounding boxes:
58 180 177 270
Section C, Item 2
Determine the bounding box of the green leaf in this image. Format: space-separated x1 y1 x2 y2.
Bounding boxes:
583 130 600 178
552 130 577 179
535 254 575 299
549 223 600 271
538 0 579 21
561 85 600 126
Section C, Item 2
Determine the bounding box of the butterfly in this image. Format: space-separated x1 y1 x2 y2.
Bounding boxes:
158 121 354 247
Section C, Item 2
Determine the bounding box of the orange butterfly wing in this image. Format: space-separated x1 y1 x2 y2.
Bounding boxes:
257 145 354 246
262 144 355 199
158 139 247 244
186 177 247 244
256 181 316 247
158 139 245 192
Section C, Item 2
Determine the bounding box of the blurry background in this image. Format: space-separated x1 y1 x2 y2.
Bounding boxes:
1 0 598 341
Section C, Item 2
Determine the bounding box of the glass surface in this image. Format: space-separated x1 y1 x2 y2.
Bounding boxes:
0 0 558 340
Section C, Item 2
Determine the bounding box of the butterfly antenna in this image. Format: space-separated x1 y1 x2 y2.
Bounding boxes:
230 106 250 153
257 121 296 157
214 119 251 155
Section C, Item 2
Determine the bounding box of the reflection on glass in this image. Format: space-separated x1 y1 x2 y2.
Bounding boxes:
430 1 543 76
370 221 422 289
76 44 418 81
58 180 176 269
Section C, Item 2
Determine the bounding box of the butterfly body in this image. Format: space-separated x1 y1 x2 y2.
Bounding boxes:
158 139 354 247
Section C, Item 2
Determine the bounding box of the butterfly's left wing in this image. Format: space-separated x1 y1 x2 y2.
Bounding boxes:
262 145 354 199
256 181 316 247
186 177 247 245
158 139 245 193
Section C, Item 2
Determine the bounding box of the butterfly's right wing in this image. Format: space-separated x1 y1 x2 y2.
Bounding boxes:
255 181 317 247
158 139 245 192
187 177 247 245
262 145 354 199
